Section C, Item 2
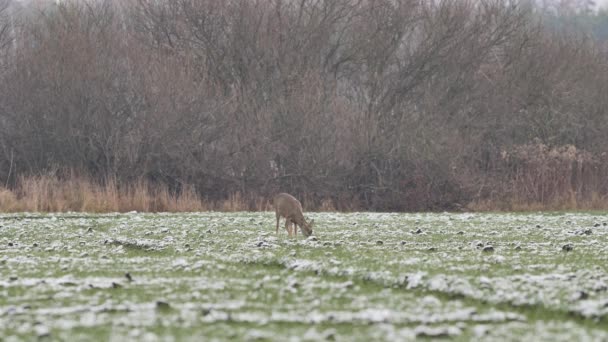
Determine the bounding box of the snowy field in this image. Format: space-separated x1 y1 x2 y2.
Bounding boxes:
2 212 608 341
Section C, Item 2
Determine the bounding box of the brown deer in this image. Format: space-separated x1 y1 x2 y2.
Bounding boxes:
273 193 314 237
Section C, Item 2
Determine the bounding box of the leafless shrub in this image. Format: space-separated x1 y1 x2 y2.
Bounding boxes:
499 142 597 203
0 0 11 54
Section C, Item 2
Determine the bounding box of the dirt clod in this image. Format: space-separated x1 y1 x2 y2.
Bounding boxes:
482 246 494 253
156 301 170 309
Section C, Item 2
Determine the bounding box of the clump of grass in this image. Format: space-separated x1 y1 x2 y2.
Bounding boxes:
0 187 19 211
107 239 160 251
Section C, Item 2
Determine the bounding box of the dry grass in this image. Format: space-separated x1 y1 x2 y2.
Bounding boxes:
0 175 342 213
210 192 271 212
467 192 608 212
0 175 213 213
467 143 608 212
3 169 608 213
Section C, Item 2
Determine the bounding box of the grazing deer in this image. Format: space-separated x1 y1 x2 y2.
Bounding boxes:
273 193 314 237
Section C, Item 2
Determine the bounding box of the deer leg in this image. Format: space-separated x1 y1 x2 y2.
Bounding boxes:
276 213 280 234
285 219 291 237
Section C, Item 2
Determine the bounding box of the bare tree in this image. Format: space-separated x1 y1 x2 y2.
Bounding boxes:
0 0 13 62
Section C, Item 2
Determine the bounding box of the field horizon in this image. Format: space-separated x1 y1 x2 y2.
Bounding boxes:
3 175 608 214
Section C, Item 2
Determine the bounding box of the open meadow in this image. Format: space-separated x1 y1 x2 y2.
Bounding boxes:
2 212 608 341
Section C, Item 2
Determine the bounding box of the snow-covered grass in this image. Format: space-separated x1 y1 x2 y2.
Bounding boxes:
1 212 608 341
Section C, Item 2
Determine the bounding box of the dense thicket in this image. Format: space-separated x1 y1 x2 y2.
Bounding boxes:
1 0 608 211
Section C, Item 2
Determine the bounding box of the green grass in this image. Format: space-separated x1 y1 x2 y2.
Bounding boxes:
1 212 608 341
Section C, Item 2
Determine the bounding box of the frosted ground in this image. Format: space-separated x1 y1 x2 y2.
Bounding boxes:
2 212 608 341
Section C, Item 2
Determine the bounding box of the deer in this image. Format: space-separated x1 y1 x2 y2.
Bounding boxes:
273 193 314 237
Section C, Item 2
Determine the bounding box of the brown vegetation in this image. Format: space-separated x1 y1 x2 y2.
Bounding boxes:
1 0 608 212
0 173 271 212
